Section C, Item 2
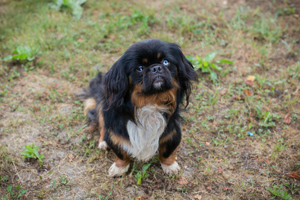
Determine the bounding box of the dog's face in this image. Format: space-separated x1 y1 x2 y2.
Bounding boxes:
128 43 177 95
103 39 197 108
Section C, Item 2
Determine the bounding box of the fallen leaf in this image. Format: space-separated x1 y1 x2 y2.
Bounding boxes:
206 186 212 191
109 35 115 39
220 88 227 95
135 196 147 200
265 159 269 164
223 187 231 191
68 154 74 162
247 117 254 122
205 142 210 146
218 166 222 174
33 105 40 111
194 194 202 200
246 75 255 81
284 113 292 125
245 80 254 87
243 89 251 96
213 121 218 126
179 5 188 9
287 171 300 180
294 14 299 18
178 178 188 185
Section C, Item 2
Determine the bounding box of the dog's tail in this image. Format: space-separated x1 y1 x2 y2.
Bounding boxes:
77 72 103 126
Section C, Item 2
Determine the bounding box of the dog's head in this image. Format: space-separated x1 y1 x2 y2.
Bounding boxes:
104 39 197 108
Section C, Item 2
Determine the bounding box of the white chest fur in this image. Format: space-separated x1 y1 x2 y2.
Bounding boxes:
123 105 168 161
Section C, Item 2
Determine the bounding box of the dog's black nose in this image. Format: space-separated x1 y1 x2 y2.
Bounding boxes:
151 65 162 74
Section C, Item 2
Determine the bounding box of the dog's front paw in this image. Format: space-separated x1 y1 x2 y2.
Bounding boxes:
98 141 108 150
161 161 180 174
108 162 130 177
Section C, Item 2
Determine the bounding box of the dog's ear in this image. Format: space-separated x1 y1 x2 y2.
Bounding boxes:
171 44 197 107
103 58 128 108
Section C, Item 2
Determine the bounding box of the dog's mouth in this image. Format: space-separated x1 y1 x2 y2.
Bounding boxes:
153 76 165 89
141 68 173 94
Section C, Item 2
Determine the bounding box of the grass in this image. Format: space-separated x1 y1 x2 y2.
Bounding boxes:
0 0 299 199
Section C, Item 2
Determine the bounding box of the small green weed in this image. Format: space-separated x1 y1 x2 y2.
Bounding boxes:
20 143 44 165
254 105 280 128
0 175 8 183
135 163 151 185
51 176 73 191
266 184 292 200
187 52 233 83
48 0 87 19
92 184 113 200
1 184 27 200
3 46 39 63
284 183 299 195
251 17 282 42
275 7 295 18
229 6 249 30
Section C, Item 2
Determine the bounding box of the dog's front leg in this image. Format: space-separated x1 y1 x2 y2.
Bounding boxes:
159 126 181 174
105 134 130 177
108 153 130 177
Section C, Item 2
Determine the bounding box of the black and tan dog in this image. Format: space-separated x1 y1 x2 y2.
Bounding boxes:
80 39 197 177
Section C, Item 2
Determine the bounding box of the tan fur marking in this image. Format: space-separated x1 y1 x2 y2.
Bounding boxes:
159 146 179 166
159 128 177 145
114 153 130 168
131 80 178 114
142 58 148 63
98 106 105 144
110 133 131 146
84 98 96 115
157 52 162 59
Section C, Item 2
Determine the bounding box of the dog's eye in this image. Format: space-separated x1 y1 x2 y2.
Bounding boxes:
162 59 169 66
136 66 144 72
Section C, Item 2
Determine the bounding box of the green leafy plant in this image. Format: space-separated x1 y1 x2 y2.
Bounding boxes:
187 52 233 83
135 163 151 185
20 143 44 165
2 184 27 200
3 46 38 63
48 0 87 19
266 184 292 200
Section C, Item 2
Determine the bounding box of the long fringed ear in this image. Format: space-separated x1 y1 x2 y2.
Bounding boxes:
103 59 128 108
174 46 197 107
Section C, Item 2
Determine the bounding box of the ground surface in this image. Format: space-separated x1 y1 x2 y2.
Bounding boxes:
0 0 300 199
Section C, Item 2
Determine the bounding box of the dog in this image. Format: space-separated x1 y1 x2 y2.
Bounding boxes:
79 39 197 177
